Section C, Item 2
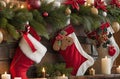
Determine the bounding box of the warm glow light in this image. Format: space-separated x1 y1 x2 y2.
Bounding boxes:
20 5 24 8
105 56 107 59
5 71 7 74
42 67 45 72
119 66 120 68
62 74 65 77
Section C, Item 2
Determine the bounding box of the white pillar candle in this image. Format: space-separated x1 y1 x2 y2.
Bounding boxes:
56 74 68 79
1 72 11 79
101 56 111 74
116 66 120 74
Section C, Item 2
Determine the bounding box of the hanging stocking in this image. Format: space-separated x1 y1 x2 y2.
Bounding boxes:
53 25 94 76
87 22 119 74
10 24 47 79
107 26 119 66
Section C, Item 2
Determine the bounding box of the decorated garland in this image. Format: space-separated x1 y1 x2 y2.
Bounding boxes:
0 0 120 42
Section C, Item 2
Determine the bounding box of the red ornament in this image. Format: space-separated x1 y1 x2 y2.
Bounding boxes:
64 0 86 10
43 12 48 17
27 0 41 10
108 46 116 56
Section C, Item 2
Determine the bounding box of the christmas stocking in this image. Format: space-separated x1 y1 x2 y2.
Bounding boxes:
53 25 94 76
107 26 119 67
87 22 119 74
10 25 47 79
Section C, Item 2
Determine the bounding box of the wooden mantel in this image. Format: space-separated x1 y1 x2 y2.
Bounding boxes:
29 74 120 79
69 74 120 79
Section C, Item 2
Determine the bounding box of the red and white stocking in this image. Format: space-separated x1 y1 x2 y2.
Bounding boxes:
10 25 47 79
107 26 119 67
53 25 94 76
87 22 119 74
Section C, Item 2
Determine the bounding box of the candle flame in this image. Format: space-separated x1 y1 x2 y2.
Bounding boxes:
20 5 24 8
91 68 94 70
119 66 120 68
5 71 7 74
62 74 65 77
42 67 45 72
105 56 107 59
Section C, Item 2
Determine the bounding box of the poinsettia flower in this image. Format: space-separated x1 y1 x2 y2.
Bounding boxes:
94 0 107 11
110 0 120 8
64 0 86 10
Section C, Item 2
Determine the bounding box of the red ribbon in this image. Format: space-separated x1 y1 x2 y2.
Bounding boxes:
21 24 42 53
94 0 107 11
23 33 37 53
25 24 41 41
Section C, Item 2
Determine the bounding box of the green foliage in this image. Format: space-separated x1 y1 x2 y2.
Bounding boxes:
30 19 49 39
71 6 104 32
107 5 120 23
0 18 7 28
6 23 20 40
36 63 72 77
0 1 120 42
39 3 68 30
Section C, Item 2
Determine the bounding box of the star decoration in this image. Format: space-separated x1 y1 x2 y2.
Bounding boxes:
64 0 86 10
94 0 107 11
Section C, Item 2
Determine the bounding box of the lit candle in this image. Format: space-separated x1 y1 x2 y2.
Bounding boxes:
116 66 120 74
1 72 11 79
89 68 95 75
56 74 68 79
20 4 25 9
101 56 111 74
42 67 46 78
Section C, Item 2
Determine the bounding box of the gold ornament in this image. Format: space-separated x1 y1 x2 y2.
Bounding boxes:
112 22 120 33
65 8 71 15
0 30 3 43
91 7 98 15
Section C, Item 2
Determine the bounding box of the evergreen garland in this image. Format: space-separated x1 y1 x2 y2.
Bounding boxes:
0 1 120 42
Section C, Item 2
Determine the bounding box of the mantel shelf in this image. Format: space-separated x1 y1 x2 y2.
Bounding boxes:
69 74 120 79
29 74 120 79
